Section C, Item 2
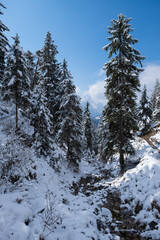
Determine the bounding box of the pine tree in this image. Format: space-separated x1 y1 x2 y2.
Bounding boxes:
91 122 98 155
29 86 54 157
98 108 109 162
83 101 92 153
37 32 60 130
25 50 36 89
57 59 82 166
103 14 145 167
151 79 160 112
138 85 152 129
0 3 9 84
153 92 160 122
2 34 30 129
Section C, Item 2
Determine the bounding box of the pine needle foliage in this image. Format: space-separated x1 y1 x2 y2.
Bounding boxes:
103 14 145 167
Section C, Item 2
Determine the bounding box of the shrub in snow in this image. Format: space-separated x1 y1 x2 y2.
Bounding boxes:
0 133 36 189
40 190 61 239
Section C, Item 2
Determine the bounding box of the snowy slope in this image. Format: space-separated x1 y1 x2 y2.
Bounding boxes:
110 137 160 239
0 114 160 239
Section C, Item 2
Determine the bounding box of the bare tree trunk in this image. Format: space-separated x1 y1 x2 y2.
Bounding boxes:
119 151 124 166
15 86 18 130
16 102 18 130
119 109 124 167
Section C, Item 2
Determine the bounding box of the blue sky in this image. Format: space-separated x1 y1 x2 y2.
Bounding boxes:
2 0 160 105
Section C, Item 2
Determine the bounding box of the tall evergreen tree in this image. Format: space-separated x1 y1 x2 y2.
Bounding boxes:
0 3 9 84
151 79 160 112
37 32 60 130
83 101 92 153
29 85 54 157
103 14 145 167
2 34 30 129
91 122 98 155
25 50 36 89
98 108 109 162
57 59 82 166
153 92 160 122
138 85 152 129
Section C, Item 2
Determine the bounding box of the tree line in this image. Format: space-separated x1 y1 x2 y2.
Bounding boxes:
0 3 97 169
0 3 159 171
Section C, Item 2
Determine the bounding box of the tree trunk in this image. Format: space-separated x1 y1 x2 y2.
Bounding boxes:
119 151 124 166
119 108 124 167
16 102 18 130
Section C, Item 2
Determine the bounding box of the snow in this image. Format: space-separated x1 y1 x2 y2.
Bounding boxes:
1 112 160 239
112 137 160 239
8 76 15 86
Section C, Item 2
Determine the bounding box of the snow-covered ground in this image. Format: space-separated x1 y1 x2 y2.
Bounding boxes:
113 137 160 239
0 115 160 239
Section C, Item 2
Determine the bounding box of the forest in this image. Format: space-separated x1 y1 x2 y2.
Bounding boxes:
0 2 160 240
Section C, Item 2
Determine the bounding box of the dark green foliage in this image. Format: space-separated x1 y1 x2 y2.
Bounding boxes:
30 86 54 157
103 14 145 166
83 101 92 153
91 122 98 155
57 59 82 166
37 32 60 131
98 107 109 162
2 34 30 129
138 85 152 129
25 50 36 89
151 79 160 112
0 3 9 83
153 94 160 122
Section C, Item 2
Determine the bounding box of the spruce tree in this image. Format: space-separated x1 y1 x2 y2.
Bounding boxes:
25 50 36 89
91 122 98 155
138 85 152 129
57 59 82 166
103 14 145 167
2 34 30 129
0 3 9 84
37 32 60 130
151 79 160 112
98 108 109 162
153 92 160 122
29 85 54 157
83 101 92 153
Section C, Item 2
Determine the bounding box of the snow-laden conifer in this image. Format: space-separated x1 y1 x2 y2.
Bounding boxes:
25 50 36 89
57 59 82 166
0 3 9 83
98 108 109 162
30 86 54 157
138 85 152 129
37 32 60 130
83 101 93 154
153 93 160 122
2 34 30 129
91 122 98 155
151 79 160 112
103 14 145 167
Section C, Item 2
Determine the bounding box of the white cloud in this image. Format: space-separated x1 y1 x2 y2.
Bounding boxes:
139 64 160 96
78 80 106 106
98 68 105 77
76 86 80 95
77 64 160 106
85 80 106 104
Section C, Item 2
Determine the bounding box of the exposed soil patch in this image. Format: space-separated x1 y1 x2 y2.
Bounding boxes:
140 124 160 153
70 174 150 239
